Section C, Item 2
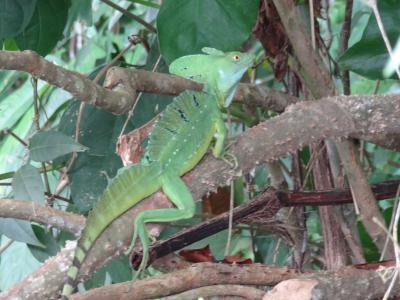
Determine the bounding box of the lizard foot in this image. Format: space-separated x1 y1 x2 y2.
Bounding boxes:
222 152 238 169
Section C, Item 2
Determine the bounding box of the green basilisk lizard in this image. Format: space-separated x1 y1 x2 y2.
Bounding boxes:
61 47 254 298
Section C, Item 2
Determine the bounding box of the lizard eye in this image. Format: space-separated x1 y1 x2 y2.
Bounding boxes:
233 55 240 61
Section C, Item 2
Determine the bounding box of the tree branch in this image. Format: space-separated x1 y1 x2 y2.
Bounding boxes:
1 48 400 298
164 284 266 300
0 199 84 236
0 50 295 115
2 92 399 299
68 263 298 300
271 0 395 258
58 262 400 300
131 180 400 268
0 50 134 114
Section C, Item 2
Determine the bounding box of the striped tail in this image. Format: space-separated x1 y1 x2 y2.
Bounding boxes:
61 162 162 298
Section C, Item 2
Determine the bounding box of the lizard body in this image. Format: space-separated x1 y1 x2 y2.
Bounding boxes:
61 48 254 298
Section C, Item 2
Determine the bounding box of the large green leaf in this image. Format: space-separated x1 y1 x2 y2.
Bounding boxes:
56 102 135 212
157 0 259 64
0 0 37 39
339 0 400 79
29 130 88 162
12 164 44 203
0 78 44 131
0 70 21 94
15 0 70 56
83 255 132 289
56 43 168 212
0 106 34 200
0 218 43 247
64 0 92 37
0 238 41 291
28 224 60 262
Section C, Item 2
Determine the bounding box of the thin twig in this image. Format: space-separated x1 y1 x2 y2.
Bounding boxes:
321 0 332 48
2 128 28 146
93 36 140 83
224 181 235 256
373 80 381 94
119 54 162 137
131 0 161 9
302 143 327 190
0 239 13 254
100 0 157 33
44 192 72 203
31 77 40 131
309 0 316 50
381 184 400 260
382 269 399 300
387 183 400 299
339 0 353 95
31 77 52 202
365 0 400 79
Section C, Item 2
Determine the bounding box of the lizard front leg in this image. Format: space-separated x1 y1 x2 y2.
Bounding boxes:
213 111 238 168
212 111 227 158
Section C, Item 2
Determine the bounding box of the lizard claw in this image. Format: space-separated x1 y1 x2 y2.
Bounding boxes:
222 152 238 169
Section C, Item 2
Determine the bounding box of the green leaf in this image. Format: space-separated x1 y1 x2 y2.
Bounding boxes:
0 0 37 39
128 0 161 9
0 238 41 291
29 130 88 162
12 164 44 203
357 218 380 262
0 70 20 95
0 218 44 247
84 256 132 289
254 165 268 189
183 229 244 260
0 106 33 179
2 37 19 50
105 256 132 283
28 224 60 262
64 0 92 37
0 78 43 131
339 0 400 79
83 264 107 290
157 0 260 64
15 0 70 56
56 102 135 212
256 234 290 265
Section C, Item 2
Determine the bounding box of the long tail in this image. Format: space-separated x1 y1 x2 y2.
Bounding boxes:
61 163 162 298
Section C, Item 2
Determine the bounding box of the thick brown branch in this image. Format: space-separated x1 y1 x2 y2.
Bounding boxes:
0 50 295 115
164 285 266 300
131 188 284 268
0 199 84 236
0 50 134 114
105 67 298 112
2 92 399 299
68 263 298 300
1 48 399 298
272 0 396 258
65 262 400 300
131 180 399 267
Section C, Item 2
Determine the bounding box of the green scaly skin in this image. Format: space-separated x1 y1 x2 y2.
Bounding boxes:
61 48 254 298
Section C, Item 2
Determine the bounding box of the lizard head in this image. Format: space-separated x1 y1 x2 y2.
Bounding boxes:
212 49 255 107
169 47 255 107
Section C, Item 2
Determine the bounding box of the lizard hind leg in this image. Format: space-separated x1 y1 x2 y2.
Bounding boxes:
127 173 196 279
